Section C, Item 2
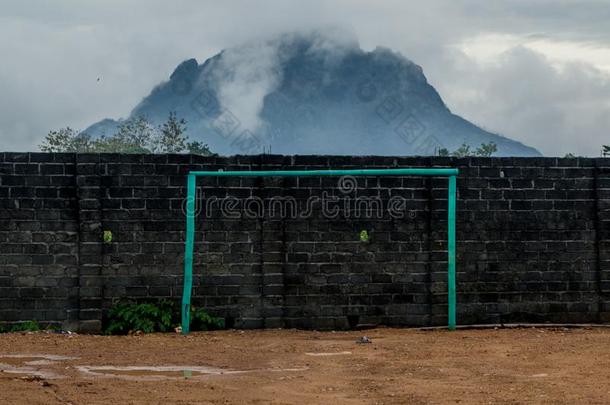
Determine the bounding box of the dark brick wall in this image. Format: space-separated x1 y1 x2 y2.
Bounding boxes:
0 153 79 328
1 153 609 332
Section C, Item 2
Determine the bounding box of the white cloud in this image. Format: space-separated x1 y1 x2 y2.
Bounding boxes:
436 46 610 156
210 27 359 134
211 39 284 132
458 33 610 73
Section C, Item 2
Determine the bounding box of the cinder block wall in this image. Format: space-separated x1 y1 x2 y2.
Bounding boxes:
0 153 609 332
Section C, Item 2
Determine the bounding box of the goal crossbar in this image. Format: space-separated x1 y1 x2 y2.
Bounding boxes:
182 168 459 334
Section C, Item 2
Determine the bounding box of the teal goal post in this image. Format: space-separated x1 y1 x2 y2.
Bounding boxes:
181 168 458 334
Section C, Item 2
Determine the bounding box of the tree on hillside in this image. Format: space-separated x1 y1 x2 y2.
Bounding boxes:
39 113 213 155
603 145 610 157
437 142 497 157
451 143 471 158
474 142 497 157
108 116 157 153
157 112 187 153
185 140 212 156
39 127 94 152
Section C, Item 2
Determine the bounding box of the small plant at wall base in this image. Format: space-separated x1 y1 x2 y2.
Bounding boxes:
0 320 41 333
104 300 174 334
104 300 224 335
190 307 225 331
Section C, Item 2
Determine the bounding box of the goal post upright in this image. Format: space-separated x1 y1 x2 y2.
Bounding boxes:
448 174 457 330
181 173 196 334
181 168 458 334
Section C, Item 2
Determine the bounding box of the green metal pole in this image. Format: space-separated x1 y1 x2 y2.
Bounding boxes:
188 168 459 177
447 175 457 330
181 174 196 334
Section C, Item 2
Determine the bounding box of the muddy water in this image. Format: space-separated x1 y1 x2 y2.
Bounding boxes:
75 365 243 381
305 351 352 356
0 354 78 379
0 352 309 382
76 365 309 381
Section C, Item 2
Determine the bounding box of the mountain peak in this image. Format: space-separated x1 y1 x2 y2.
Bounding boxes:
84 31 541 157
170 58 198 81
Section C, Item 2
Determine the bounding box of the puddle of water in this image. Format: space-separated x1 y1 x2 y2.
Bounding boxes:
0 354 309 382
0 354 77 362
98 369 200 378
0 357 39 366
24 360 56 366
76 365 309 381
0 363 64 379
76 365 244 381
0 354 77 379
305 351 352 356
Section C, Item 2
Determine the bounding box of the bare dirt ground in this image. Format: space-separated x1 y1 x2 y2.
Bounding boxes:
1 327 610 404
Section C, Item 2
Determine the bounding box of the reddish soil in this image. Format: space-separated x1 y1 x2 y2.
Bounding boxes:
1 327 610 404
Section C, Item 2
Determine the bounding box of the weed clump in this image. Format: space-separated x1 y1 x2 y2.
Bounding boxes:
104 300 224 335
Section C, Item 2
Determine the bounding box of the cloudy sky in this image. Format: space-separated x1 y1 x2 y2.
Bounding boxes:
1 0 609 156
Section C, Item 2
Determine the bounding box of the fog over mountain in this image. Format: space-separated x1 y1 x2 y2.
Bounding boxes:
84 30 541 156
